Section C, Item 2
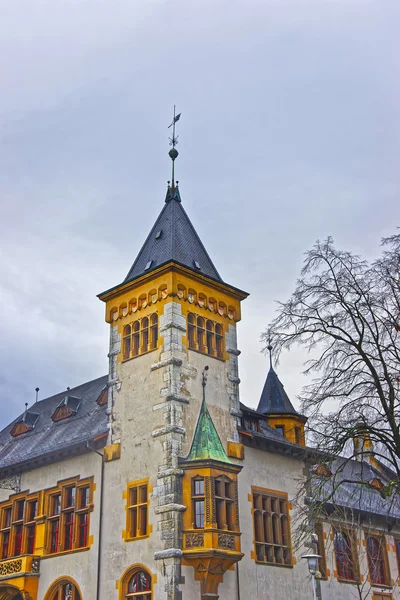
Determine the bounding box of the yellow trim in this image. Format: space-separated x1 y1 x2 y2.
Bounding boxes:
43 575 83 600
123 478 152 542
227 442 244 459
250 486 294 568
104 442 121 462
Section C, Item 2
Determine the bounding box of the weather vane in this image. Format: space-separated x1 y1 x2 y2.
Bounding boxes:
168 105 181 187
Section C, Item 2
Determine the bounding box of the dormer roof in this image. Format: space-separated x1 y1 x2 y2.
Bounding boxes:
257 366 298 415
10 410 40 437
51 395 81 422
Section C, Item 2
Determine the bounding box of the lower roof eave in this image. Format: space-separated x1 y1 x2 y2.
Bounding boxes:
0 432 107 479
240 430 326 461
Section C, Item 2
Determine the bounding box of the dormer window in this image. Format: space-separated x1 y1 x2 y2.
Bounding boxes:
52 396 81 422
96 386 108 406
10 410 39 437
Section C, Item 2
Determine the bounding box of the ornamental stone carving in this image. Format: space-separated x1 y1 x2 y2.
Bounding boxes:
218 533 235 550
31 558 40 573
0 474 21 492
0 558 23 576
185 533 204 548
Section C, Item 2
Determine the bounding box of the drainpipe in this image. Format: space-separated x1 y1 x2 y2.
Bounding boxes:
235 561 241 600
87 441 105 600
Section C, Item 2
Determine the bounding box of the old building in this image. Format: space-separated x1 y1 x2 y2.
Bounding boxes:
0 152 399 599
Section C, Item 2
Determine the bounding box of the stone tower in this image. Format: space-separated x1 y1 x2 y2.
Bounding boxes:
98 178 248 599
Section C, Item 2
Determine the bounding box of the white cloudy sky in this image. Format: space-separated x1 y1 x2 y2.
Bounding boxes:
0 0 399 428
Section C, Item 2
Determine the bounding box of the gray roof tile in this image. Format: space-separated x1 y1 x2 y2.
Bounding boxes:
257 367 298 415
124 186 222 284
0 375 108 473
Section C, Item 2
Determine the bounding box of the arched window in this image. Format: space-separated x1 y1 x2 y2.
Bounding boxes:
206 320 215 355
215 324 224 359
188 313 196 349
123 325 131 360
187 313 225 359
367 535 389 585
45 579 82 600
122 316 158 360
122 567 152 599
132 321 140 356
150 314 158 349
334 531 355 581
197 317 205 351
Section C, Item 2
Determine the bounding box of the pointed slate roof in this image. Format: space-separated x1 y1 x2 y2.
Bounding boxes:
186 399 231 464
257 367 298 415
124 185 222 284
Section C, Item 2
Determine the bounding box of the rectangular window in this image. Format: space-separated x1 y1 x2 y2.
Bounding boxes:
215 476 235 531
14 524 23 556
373 594 392 600
50 519 59 553
252 487 292 566
26 525 36 554
192 478 205 529
46 478 92 554
78 514 89 548
0 495 39 559
127 480 148 539
1 531 10 559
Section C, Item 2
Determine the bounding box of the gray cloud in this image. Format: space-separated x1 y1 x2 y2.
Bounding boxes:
1 0 399 427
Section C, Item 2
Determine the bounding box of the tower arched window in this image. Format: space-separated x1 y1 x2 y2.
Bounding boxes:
367 535 389 585
187 313 225 359
121 567 152 599
196 317 205 351
122 315 158 361
150 314 158 349
334 530 356 581
123 325 131 360
206 320 215 356
215 324 224 359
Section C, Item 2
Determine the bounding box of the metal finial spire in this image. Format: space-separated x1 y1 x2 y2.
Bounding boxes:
267 332 273 369
201 366 209 402
168 105 181 187
35 387 39 403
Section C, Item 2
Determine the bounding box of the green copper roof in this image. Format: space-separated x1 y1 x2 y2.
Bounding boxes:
187 399 232 464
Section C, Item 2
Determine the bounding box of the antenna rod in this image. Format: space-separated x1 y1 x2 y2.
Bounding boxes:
35 387 39 403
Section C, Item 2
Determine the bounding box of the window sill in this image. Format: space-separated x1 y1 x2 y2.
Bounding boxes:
255 561 293 569
337 578 359 585
42 546 90 559
124 534 149 543
371 582 392 589
188 347 225 362
122 348 157 363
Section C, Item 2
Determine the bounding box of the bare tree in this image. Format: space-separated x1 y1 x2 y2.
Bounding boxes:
263 233 400 494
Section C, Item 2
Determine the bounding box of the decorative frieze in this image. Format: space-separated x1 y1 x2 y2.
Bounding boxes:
185 533 204 548
218 534 235 550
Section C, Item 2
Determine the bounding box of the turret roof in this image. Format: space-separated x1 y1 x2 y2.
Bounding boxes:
186 399 231 464
124 185 222 284
257 366 298 415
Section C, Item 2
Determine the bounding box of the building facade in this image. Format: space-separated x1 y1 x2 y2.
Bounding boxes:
0 178 399 600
